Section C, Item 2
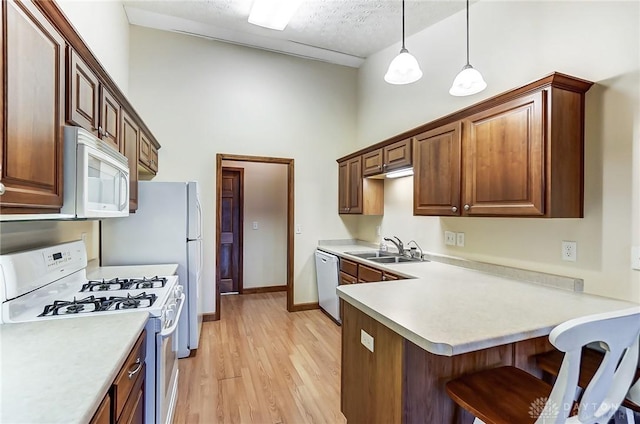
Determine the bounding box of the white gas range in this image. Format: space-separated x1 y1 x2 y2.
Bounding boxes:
0 240 183 424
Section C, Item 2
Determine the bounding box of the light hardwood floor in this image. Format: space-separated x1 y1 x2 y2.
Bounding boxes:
173 292 346 424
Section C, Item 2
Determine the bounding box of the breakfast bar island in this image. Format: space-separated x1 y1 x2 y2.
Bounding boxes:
328 246 638 424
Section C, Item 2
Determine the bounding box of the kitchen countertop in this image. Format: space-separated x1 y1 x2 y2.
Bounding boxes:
0 312 148 423
319 243 638 356
87 263 179 279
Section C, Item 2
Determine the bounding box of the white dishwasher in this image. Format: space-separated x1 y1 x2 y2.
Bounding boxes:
315 250 341 324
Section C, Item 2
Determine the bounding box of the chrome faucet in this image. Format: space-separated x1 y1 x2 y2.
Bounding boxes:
406 240 424 261
383 236 404 255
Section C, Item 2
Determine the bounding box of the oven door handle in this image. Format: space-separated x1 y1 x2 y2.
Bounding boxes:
160 293 185 338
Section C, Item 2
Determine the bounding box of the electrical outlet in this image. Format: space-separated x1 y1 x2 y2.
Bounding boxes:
376 226 381 236
562 241 577 262
444 231 456 246
81 232 87 244
456 232 465 247
360 329 374 352
252 221 259 230
632 246 640 271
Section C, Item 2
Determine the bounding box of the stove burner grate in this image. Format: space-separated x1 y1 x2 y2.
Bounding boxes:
38 292 158 317
81 276 168 292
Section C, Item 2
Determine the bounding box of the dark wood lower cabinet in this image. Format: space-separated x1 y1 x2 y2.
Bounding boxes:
90 395 111 424
341 303 553 424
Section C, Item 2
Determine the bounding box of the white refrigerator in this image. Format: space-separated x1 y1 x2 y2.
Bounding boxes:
101 181 203 358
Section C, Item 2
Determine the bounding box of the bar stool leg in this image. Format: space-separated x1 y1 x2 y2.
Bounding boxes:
613 407 636 424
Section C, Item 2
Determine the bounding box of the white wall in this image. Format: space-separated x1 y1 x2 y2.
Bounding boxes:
222 161 288 289
57 0 130 94
0 1 130 260
354 1 640 302
128 26 358 311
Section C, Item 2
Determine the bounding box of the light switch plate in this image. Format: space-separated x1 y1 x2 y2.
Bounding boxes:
295 225 302 234
632 246 640 271
252 221 259 230
444 231 456 246
456 232 465 247
360 329 374 352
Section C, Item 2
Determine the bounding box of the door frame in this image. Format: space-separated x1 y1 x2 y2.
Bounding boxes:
219 166 244 295
215 154 295 318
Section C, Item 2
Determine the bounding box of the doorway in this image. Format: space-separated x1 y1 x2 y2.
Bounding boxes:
215 154 295 318
219 167 243 294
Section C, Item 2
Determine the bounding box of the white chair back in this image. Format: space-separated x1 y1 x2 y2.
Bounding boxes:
535 306 640 424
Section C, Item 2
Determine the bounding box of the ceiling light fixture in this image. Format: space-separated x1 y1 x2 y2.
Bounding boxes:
248 0 303 31
384 0 422 85
449 0 487 96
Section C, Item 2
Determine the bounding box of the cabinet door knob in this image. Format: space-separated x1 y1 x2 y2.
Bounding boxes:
451 206 457 213
464 204 470 211
0 182 5 195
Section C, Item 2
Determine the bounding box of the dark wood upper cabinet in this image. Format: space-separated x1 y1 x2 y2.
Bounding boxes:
462 91 545 216
67 47 99 136
362 138 412 177
100 86 121 151
138 131 158 176
121 111 139 212
1 0 65 213
362 149 383 177
338 156 383 215
413 122 462 216
383 138 412 173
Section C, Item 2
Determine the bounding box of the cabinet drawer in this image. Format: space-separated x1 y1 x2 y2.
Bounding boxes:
339 271 357 285
113 330 146 420
117 363 145 424
358 264 383 283
382 271 403 281
340 258 358 278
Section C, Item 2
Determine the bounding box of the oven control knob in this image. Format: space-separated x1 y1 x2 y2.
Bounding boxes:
174 285 184 298
166 304 176 322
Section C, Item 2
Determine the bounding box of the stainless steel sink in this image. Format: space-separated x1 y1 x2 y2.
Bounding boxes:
345 251 424 264
367 256 420 264
345 251 389 259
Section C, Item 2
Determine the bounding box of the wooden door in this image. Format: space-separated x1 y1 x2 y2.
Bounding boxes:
219 168 243 294
462 91 545 216
1 0 65 213
121 111 139 212
67 48 99 135
413 123 462 216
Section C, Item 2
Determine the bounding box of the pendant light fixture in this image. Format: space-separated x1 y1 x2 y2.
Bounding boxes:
449 0 486 96
384 0 423 85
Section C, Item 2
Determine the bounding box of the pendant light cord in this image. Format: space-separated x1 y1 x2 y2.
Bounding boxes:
401 0 406 50
465 0 470 65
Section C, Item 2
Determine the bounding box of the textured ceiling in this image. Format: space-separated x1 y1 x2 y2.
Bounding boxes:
123 0 467 67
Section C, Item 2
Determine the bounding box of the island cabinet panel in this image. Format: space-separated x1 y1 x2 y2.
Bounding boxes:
413 122 462 216
462 91 545 217
341 304 554 423
1 0 65 213
403 340 512 424
341 302 404 424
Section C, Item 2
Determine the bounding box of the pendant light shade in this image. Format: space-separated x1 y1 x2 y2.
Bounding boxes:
449 64 486 96
449 0 486 96
385 0 422 85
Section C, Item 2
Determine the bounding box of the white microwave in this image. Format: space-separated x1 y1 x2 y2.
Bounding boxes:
61 126 130 218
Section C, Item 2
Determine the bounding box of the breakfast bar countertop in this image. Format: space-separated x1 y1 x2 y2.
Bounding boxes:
319 242 638 356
